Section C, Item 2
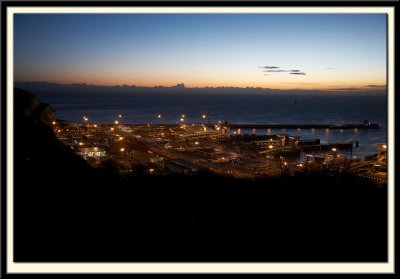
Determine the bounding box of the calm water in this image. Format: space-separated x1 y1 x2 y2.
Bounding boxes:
34 92 387 158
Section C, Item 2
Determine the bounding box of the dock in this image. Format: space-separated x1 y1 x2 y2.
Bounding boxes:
227 123 379 130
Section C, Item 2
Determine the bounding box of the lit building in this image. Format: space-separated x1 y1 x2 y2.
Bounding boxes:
76 147 106 159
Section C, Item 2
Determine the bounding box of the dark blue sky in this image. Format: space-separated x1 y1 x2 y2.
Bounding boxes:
14 13 386 89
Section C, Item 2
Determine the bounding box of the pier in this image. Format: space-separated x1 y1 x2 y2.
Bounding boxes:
227 123 379 130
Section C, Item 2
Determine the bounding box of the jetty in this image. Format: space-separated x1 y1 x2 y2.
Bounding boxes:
227 122 379 130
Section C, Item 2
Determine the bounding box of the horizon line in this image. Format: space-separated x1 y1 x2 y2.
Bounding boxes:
14 80 388 93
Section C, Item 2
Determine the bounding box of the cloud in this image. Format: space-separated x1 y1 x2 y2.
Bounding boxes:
264 70 289 72
366 84 386 88
259 66 279 69
259 66 306 76
290 72 306 75
323 67 335 70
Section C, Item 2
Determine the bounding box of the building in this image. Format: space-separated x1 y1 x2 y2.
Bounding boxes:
76 147 106 159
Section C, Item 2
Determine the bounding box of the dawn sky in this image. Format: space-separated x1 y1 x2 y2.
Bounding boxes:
14 13 386 90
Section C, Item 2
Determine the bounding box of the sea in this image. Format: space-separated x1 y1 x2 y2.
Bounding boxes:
33 92 388 159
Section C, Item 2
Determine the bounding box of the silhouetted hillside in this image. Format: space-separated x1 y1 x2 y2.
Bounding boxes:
13 88 387 262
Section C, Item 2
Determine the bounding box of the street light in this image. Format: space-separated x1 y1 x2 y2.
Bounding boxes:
180 118 185 122
202 114 206 119
118 114 123 118
157 114 162 119
115 120 119 125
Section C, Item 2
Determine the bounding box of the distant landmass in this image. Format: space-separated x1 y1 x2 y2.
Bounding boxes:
14 81 386 95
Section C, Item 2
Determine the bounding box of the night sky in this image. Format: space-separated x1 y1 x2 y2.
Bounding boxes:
14 13 386 90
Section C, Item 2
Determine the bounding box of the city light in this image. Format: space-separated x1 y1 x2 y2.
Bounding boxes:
94 124 97 128
118 114 123 118
284 162 288 166
202 114 206 119
268 145 274 149
157 114 162 119
181 114 185 118
115 120 119 125
383 145 387 149
180 118 184 122
195 141 199 145
332 148 337 152
78 142 84 146
120 148 125 152
110 127 114 131
119 137 124 140
52 121 56 125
